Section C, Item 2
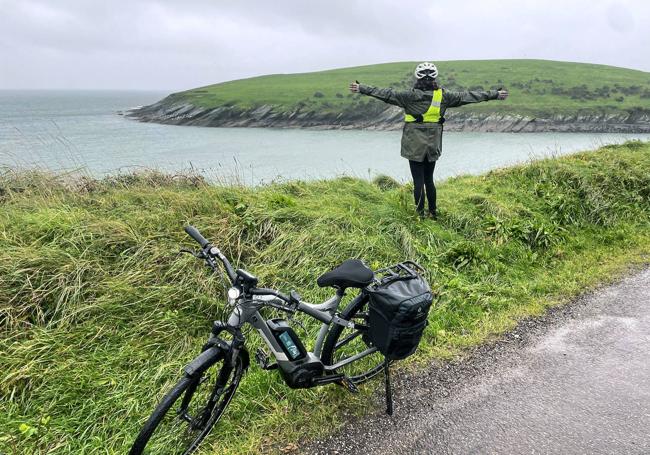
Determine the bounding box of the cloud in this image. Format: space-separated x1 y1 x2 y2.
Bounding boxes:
607 2 635 33
0 0 648 90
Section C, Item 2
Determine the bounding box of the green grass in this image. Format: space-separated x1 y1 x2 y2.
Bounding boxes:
1 141 650 454
165 59 650 117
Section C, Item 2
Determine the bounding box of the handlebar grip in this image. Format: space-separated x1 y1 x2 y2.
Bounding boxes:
184 225 210 248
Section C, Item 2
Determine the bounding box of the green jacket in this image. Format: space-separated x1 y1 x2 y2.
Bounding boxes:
359 84 499 162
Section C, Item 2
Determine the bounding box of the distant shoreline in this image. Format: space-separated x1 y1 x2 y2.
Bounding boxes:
127 101 650 133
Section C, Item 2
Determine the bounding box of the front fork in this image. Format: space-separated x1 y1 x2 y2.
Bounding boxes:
181 322 247 427
208 321 246 365
200 322 246 424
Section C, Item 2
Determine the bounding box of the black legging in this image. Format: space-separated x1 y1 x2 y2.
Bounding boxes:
408 159 437 215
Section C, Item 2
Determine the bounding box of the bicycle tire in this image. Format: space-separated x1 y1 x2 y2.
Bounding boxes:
129 351 245 455
321 291 385 384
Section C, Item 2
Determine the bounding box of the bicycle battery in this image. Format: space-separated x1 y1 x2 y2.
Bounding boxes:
267 319 307 361
267 319 325 388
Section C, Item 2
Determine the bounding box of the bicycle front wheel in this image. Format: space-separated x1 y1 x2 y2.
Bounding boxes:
129 349 245 455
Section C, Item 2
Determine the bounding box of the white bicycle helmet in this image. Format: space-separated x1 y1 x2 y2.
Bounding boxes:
414 62 438 79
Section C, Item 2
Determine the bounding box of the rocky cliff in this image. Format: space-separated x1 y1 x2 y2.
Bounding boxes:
127 100 650 133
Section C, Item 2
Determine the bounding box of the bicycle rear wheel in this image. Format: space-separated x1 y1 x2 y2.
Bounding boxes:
129 350 245 455
321 292 386 384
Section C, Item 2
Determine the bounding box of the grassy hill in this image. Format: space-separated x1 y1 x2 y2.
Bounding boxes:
164 59 650 117
2 141 650 453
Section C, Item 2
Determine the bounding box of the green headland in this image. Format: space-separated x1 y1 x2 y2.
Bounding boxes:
129 59 650 132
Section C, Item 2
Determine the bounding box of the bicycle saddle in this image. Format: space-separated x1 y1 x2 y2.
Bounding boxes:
316 259 375 289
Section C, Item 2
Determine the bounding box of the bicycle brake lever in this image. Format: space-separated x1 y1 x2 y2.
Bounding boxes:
291 316 308 335
289 290 301 307
285 295 307 333
179 248 206 259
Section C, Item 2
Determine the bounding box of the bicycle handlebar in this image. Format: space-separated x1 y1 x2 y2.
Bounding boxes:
183 227 299 307
184 225 210 248
184 225 237 283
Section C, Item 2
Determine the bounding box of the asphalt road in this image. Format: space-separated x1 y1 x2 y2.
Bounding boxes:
304 268 650 455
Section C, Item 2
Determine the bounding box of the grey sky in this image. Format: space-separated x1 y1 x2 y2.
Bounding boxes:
1 0 648 90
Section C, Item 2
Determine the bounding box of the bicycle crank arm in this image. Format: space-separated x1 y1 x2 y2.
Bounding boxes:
312 374 359 393
310 374 345 386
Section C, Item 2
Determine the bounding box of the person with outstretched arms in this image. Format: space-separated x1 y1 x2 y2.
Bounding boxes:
350 62 508 219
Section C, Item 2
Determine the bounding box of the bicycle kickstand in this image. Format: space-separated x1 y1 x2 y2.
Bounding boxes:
384 357 393 416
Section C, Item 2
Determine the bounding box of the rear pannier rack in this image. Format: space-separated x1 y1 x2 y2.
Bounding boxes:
370 261 426 286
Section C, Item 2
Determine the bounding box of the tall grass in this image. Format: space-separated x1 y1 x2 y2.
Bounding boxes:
1 141 649 454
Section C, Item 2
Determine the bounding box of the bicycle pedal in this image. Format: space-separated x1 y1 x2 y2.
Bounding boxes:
255 348 277 370
339 377 359 394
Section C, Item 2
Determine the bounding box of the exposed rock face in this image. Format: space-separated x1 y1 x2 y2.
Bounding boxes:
127 100 650 133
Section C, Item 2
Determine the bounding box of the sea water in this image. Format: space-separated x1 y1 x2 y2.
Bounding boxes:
2 90 649 185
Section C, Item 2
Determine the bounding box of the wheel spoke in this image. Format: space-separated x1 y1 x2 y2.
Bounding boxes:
335 330 362 349
179 411 193 423
130 354 244 455
321 294 386 386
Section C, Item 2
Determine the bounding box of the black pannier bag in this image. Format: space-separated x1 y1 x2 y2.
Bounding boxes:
366 261 433 360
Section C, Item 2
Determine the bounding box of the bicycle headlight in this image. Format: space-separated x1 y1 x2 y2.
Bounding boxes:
227 287 241 305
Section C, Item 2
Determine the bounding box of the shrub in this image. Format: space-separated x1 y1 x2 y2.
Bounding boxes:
443 241 486 270
372 174 401 191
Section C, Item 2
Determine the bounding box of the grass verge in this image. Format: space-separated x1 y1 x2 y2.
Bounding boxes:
1 141 649 454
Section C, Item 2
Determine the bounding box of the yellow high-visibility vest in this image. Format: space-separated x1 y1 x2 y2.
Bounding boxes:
405 89 442 123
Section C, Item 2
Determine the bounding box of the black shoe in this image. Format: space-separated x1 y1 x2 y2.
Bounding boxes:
427 211 438 220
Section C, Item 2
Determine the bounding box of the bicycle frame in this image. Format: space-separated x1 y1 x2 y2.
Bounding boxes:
226 290 377 374
182 224 378 388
